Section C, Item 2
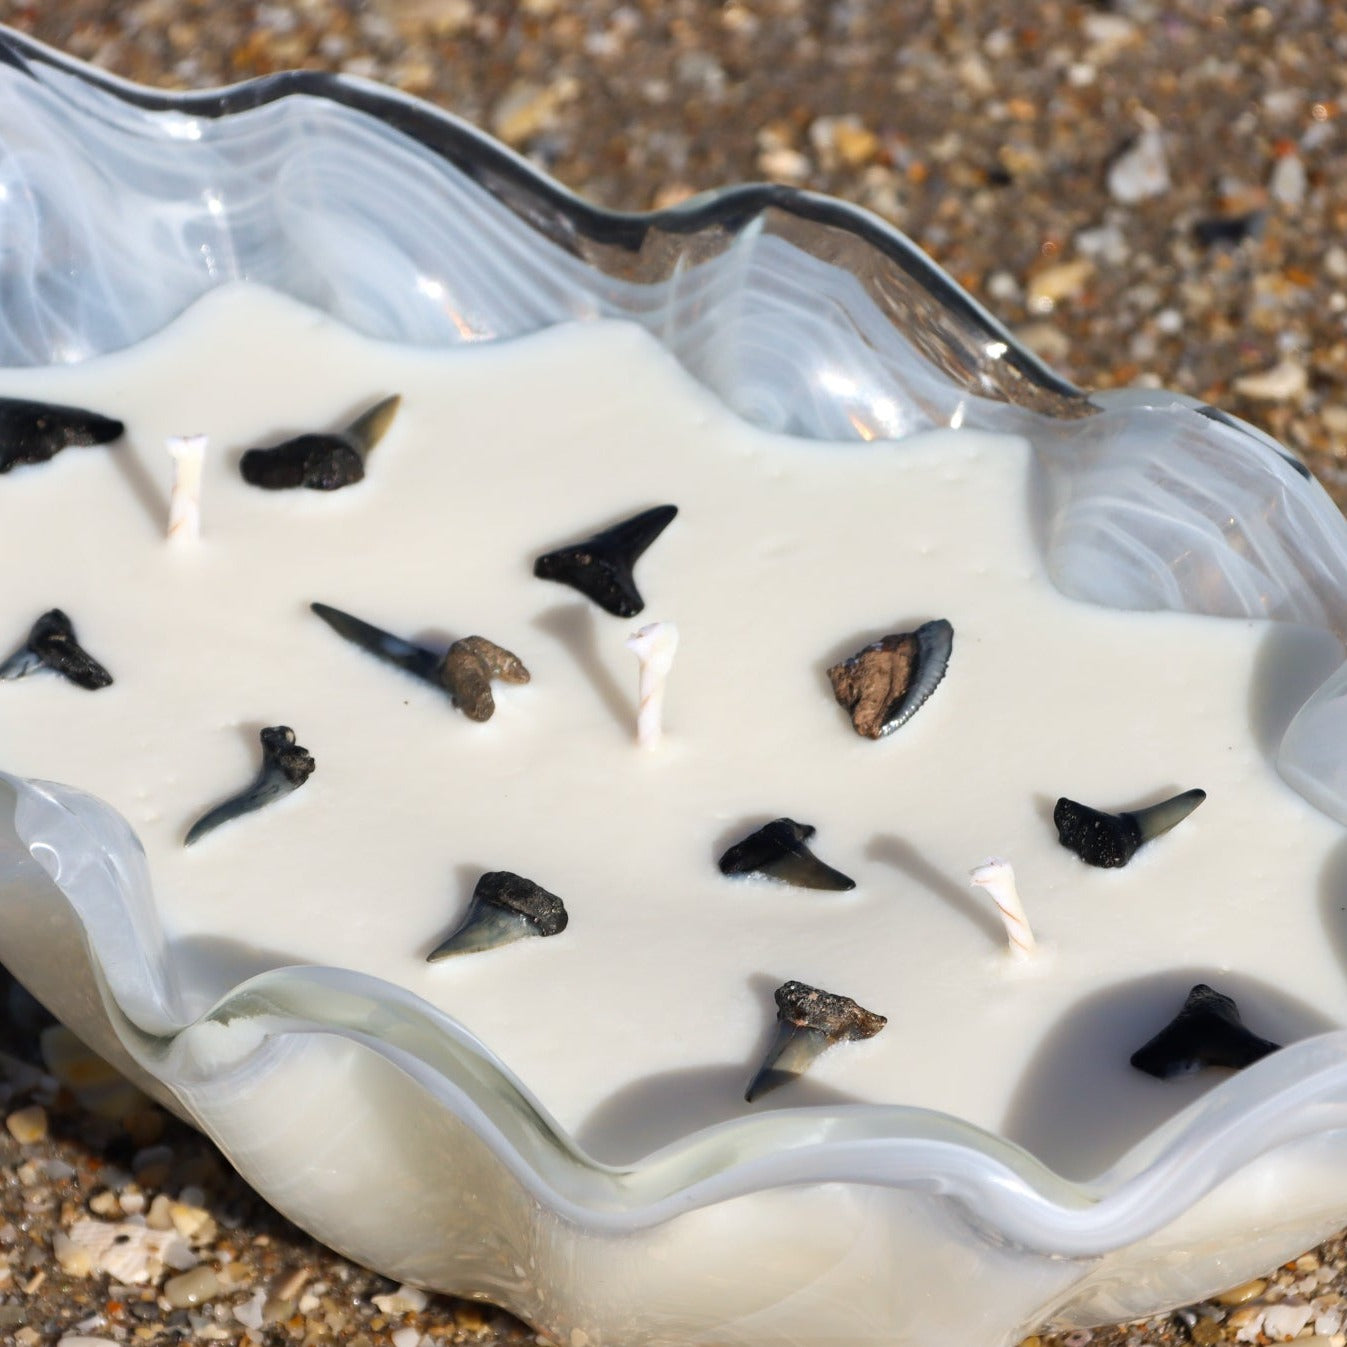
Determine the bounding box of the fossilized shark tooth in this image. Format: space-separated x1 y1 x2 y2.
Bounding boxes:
533 504 678 617
827 618 953 739
310 603 529 720
1130 983 1280 1079
427 870 569 961
0 397 124 474
184 726 315 847
0 609 113 689
440 635 531 721
745 980 886 1102
718 818 856 891
1053 788 1206 869
239 394 401 490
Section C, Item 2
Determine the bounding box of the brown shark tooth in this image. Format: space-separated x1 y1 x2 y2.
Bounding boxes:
1130 983 1280 1079
0 397 124 474
745 980 886 1102
533 504 678 617
440 636 531 721
427 870 569 961
184 726 315 847
0 609 113 689
239 394 400 491
1054 789 1206 868
718 818 856 891
827 618 953 739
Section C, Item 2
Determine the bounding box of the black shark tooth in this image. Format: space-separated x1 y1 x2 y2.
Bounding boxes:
718 818 856 891
184 726 315 847
0 397 124 474
427 870 569 960
310 603 529 720
0 609 113 689
1130 983 1280 1079
1053 789 1206 868
827 618 953 739
745 980 886 1102
239 394 401 490
533 504 678 617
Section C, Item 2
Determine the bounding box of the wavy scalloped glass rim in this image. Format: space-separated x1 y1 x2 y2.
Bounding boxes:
3 22 1347 1275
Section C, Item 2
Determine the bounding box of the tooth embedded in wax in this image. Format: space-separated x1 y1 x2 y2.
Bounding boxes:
0 395 124 474
238 393 401 491
0 609 113 690
1054 788 1207 869
184 726 316 847
827 618 954 739
717 818 856 891
310 603 528 720
1130 983 1281 1079
533 504 678 617
441 636 531 722
427 870 569 961
745 980 886 1102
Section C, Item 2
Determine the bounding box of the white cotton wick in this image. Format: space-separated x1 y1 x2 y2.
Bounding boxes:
625 621 679 749
166 434 207 542
969 857 1037 958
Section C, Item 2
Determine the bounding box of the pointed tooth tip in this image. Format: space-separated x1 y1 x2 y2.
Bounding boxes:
1127 787 1208 844
346 393 402 452
744 1069 785 1103
425 904 533 961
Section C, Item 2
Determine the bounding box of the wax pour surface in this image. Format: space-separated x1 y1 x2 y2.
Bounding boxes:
0 284 1343 1180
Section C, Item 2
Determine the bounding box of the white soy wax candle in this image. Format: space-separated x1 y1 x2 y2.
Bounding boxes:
0 282 1343 1184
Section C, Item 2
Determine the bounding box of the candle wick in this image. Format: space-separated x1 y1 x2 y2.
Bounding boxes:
969 857 1037 958
625 620 678 749
167 434 207 542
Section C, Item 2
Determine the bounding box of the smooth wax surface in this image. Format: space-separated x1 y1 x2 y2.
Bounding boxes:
1 284 1344 1178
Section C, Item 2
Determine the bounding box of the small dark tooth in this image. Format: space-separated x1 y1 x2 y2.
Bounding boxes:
1054 789 1206 868
238 394 400 492
311 604 529 720
184 725 315 847
827 618 953 739
1130 983 1280 1079
310 602 444 684
0 397 124 474
440 636 531 722
0 609 113 689
427 870 568 961
533 504 678 617
745 980 886 1101
718 818 856 891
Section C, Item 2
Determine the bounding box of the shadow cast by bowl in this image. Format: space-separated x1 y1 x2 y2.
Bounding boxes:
1249 622 1344 763
1316 836 1347 985
165 932 314 1017
1000 968 1338 1183
575 1061 871 1165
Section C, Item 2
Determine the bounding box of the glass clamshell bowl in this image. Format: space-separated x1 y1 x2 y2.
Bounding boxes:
5 26 1347 1347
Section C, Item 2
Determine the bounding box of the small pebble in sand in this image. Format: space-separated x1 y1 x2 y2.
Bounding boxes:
5 1104 48 1144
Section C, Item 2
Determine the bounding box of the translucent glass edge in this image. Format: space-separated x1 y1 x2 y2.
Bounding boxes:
0 24 1077 404
7 768 1347 1262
